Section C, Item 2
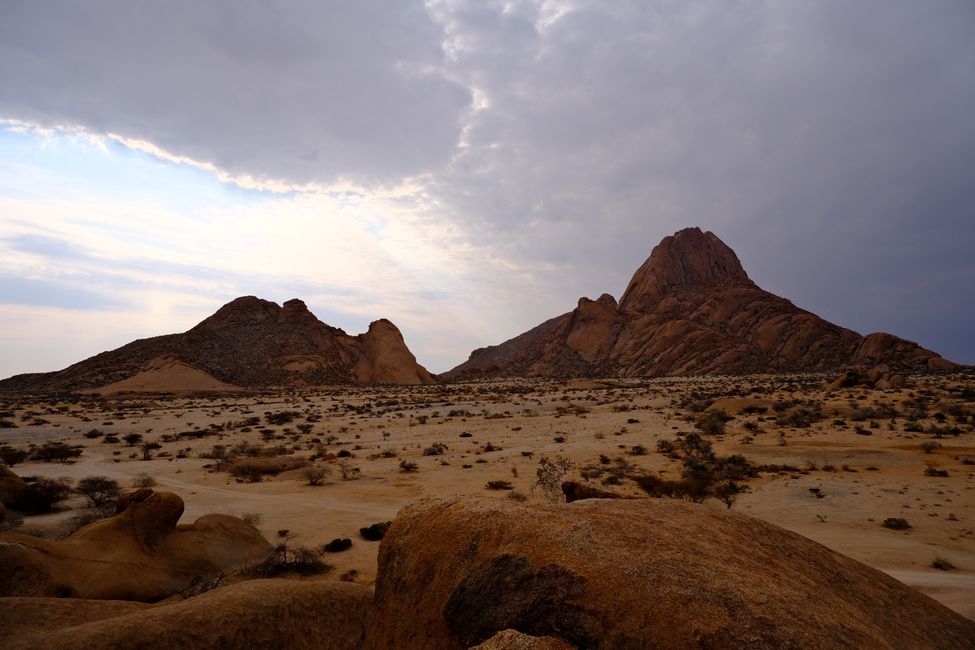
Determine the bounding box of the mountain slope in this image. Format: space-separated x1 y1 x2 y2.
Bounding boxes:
445 227 954 379
0 297 434 392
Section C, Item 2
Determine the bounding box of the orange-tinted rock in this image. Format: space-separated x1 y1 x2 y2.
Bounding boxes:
0 296 434 392
370 496 975 649
469 629 576 649
0 464 26 507
0 490 271 600
445 228 953 379
0 579 373 650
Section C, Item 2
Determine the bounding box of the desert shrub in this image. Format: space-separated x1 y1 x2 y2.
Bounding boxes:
485 480 514 490
76 476 121 507
265 411 300 425
122 433 143 446
103 434 119 444
338 459 361 480
920 441 942 454
241 512 262 526
531 455 572 502
359 521 391 541
336 449 353 458
302 465 330 486
629 445 648 456
459 432 473 438
422 442 448 456
180 574 228 598
320 538 352 553
0 445 28 466
140 441 161 461
656 439 676 455
13 478 72 514
882 517 911 530
249 543 331 577
695 410 730 435
398 459 418 473
931 556 956 571
31 441 82 463
924 467 948 477
83 429 103 439
132 473 157 488
507 490 528 502
775 406 823 429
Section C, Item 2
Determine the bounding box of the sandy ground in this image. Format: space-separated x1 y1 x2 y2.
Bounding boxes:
2 372 973 618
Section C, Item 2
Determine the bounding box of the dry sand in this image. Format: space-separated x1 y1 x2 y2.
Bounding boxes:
2 372 973 618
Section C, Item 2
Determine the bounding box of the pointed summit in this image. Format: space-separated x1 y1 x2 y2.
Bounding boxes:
445 227 953 379
619 227 750 312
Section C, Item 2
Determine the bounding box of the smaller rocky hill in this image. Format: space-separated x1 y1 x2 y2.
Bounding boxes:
0 296 434 393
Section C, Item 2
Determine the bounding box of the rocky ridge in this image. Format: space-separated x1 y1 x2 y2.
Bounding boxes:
0 297 434 392
445 227 954 379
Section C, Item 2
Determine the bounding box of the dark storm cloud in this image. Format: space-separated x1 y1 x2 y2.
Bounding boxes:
427 0 975 361
1 1 973 362
0 0 471 185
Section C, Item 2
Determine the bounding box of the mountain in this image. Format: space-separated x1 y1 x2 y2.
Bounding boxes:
0 297 434 393
444 227 954 379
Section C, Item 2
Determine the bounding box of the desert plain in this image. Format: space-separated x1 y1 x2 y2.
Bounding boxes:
2 369 973 620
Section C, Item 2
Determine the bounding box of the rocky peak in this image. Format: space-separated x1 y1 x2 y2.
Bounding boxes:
191 296 280 331
619 227 750 312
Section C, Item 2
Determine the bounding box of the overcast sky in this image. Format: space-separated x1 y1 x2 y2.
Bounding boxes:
1 0 973 376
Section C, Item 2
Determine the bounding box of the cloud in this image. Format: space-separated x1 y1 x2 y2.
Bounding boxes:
0 0 973 369
0 0 471 187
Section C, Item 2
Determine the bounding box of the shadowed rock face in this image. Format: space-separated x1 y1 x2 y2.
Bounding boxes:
0 580 373 650
369 496 975 649
0 489 272 601
0 296 434 392
445 227 954 379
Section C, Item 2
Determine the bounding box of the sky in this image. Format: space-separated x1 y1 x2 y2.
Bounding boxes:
0 0 973 377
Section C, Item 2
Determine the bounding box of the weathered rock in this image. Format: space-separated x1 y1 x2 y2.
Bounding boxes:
0 490 272 600
470 629 576 649
370 496 975 649
0 464 26 507
445 228 953 379
560 481 633 503
0 296 434 393
0 579 373 650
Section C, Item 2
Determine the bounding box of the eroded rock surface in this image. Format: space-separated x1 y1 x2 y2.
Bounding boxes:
0 489 271 600
370 496 975 649
0 579 372 650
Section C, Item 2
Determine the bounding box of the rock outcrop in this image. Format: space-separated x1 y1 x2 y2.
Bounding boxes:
445 227 954 379
0 297 434 393
0 464 26 510
0 489 271 600
0 579 373 650
369 496 975 649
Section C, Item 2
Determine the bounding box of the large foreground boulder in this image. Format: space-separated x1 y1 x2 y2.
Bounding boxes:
0 579 372 650
370 497 975 649
0 489 271 600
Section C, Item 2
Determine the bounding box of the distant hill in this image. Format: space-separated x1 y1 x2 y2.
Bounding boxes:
444 227 954 379
0 297 434 393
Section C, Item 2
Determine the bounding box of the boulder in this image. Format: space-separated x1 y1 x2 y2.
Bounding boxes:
0 579 372 650
370 497 975 649
0 490 272 600
0 464 26 507
470 629 576 649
